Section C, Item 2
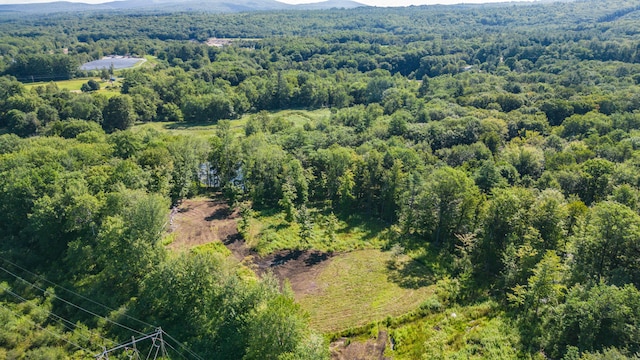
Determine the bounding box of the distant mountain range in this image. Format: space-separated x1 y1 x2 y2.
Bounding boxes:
0 0 365 14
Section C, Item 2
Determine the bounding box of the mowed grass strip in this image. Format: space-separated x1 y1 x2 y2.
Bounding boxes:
298 249 434 333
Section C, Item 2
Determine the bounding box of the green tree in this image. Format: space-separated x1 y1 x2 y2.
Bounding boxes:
478 186 537 276
169 136 209 203
108 130 143 159
297 205 314 247
509 251 566 318
542 283 640 358
6 109 40 137
128 85 159 122
102 95 135 133
279 180 298 222
157 102 183 122
209 120 241 187
579 158 614 205
244 290 308 360
81 79 100 92
572 201 640 286
242 135 287 206
67 190 169 302
474 160 506 193
401 167 481 248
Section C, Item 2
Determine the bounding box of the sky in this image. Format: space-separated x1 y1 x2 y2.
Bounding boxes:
0 0 536 5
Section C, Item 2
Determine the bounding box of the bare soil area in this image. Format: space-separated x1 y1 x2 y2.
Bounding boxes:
169 199 333 299
168 198 239 250
252 249 333 299
330 331 391 360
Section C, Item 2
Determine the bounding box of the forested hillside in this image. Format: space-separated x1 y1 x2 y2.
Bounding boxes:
1 0 640 359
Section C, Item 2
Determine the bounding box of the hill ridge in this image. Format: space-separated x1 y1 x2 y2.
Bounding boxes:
0 0 365 14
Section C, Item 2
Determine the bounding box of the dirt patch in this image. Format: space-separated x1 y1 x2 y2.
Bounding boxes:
331 331 390 360
169 199 333 298
253 249 333 299
168 198 239 251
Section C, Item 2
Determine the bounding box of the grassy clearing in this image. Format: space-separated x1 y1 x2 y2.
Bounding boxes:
133 108 331 138
245 205 389 255
134 121 218 138
297 249 434 333
389 301 527 359
24 78 89 91
245 204 437 334
24 77 122 96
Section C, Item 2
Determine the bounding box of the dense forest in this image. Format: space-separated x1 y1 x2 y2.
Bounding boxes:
2 0 640 358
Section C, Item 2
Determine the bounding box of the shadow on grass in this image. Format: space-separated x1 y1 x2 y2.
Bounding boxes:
335 211 390 242
385 238 453 289
163 121 218 130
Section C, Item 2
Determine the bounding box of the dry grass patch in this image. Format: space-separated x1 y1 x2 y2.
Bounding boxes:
298 249 434 333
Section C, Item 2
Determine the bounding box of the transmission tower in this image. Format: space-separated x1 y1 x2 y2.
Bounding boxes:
95 327 169 360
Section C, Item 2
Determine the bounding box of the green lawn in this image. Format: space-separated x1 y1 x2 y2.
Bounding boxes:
138 55 160 69
134 120 219 138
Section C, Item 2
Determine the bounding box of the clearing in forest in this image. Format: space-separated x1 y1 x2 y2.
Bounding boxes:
168 198 435 333
133 108 331 138
298 249 434 332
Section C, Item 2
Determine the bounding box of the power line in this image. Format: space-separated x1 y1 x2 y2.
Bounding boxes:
0 284 97 346
162 339 191 360
0 260 205 360
0 255 157 330
161 330 206 360
0 302 94 355
95 328 164 360
0 264 146 336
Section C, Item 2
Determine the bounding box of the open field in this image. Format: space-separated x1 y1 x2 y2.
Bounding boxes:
24 77 122 96
133 108 331 138
138 55 160 69
247 207 389 255
24 78 91 91
298 249 434 333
